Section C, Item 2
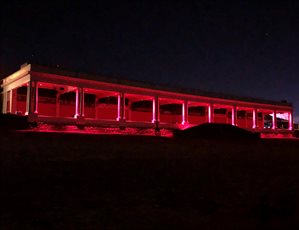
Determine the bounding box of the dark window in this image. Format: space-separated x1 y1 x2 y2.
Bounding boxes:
189 106 206 116
237 110 246 118
131 100 152 111
214 108 226 115
160 104 182 115
84 93 96 107
17 86 27 95
38 88 57 98
98 96 118 105
60 92 76 105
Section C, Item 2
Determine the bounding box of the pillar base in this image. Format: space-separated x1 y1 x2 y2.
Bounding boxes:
117 117 126 122
152 120 159 129
76 116 85 125
118 118 126 130
182 121 189 126
155 129 161 136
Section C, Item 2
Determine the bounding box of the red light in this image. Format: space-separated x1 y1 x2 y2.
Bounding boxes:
19 124 173 137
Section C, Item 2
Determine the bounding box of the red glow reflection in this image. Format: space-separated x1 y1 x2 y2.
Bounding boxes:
25 124 173 137
261 133 294 139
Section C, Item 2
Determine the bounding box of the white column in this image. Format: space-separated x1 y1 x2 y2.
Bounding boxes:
28 81 37 115
25 82 31 115
116 92 125 121
182 100 188 125
79 88 84 117
231 106 237 126
75 87 84 118
152 98 155 123
26 81 38 121
288 111 293 131
117 93 121 121
252 108 257 129
34 82 38 114
152 96 160 124
75 88 80 118
272 110 277 130
2 90 8 114
8 90 12 113
121 92 125 121
208 104 214 123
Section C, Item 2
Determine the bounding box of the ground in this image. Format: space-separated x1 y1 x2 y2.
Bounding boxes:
1 131 299 229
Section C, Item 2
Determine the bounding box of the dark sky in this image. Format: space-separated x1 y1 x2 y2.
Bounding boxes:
1 0 299 119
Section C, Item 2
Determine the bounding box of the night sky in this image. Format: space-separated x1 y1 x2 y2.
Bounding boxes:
1 1 299 120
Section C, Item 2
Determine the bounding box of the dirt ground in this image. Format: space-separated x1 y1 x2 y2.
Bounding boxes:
1 131 299 229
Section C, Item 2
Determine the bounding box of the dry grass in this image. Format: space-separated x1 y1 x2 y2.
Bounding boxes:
1 131 299 229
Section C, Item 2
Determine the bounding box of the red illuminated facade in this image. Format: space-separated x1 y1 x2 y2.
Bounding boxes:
1 63 294 133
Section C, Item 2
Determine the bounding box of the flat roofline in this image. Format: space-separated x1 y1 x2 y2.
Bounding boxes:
2 63 293 107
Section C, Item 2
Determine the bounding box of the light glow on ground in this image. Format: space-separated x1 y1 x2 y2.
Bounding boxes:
16 123 297 139
19 124 173 137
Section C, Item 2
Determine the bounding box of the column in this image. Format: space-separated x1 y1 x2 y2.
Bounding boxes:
26 81 38 122
182 100 188 125
25 82 31 115
79 88 84 117
152 96 160 125
2 90 8 113
208 104 214 123
29 81 38 115
261 112 264 129
75 88 80 118
8 90 12 113
272 110 277 130
117 92 125 121
117 93 121 121
252 108 257 129
121 92 126 121
231 106 237 126
34 82 38 114
288 111 293 131
75 87 84 118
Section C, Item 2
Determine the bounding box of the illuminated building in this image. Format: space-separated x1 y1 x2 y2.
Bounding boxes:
1 63 293 133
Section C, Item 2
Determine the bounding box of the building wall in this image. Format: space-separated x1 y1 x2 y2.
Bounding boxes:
188 115 207 124
160 114 182 124
84 106 95 119
214 115 227 124
130 111 152 122
60 104 75 118
13 92 272 130
39 103 56 116
96 105 117 120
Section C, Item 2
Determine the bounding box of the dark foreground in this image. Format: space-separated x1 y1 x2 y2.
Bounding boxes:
1 131 299 229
